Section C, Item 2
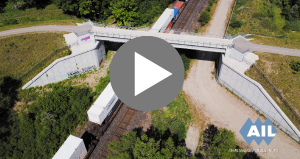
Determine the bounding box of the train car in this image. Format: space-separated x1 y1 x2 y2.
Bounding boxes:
163 21 173 33
174 1 185 13
53 135 87 159
150 8 174 33
172 8 180 21
87 82 120 125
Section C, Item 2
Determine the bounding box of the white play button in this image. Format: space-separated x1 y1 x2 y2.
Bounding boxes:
135 52 172 96
110 36 184 111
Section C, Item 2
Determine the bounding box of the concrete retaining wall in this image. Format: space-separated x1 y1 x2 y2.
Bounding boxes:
22 41 106 89
218 54 300 142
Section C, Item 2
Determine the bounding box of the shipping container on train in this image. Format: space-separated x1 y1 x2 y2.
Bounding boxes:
150 8 174 33
164 21 173 33
172 8 180 20
174 1 185 12
87 83 120 125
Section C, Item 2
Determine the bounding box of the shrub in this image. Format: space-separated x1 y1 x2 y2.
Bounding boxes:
96 73 110 92
199 11 211 26
229 20 243 28
206 6 211 12
45 4 58 10
209 0 217 6
2 19 18 25
290 61 300 73
290 21 300 31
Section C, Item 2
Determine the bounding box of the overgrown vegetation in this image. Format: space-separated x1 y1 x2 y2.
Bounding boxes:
198 0 217 26
1 0 175 29
290 60 300 73
0 61 113 158
181 54 191 78
227 0 300 47
245 52 300 130
108 129 187 158
195 125 259 159
0 33 70 83
151 91 192 141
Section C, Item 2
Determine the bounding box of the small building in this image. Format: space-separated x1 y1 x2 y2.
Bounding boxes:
87 82 120 124
52 135 87 159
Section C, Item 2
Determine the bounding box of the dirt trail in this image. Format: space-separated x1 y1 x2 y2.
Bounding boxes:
183 0 300 158
183 60 300 158
205 0 234 36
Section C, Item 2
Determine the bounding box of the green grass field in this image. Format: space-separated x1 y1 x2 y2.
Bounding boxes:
227 0 300 48
245 52 300 129
0 4 81 31
0 32 69 83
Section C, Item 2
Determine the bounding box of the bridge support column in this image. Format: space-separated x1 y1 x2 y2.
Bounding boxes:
94 40 106 69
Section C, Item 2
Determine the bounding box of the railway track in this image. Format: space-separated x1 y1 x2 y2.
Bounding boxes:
172 0 200 31
98 107 137 159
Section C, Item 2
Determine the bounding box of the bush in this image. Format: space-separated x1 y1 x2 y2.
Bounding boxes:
290 21 300 31
229 20 243 28
96 73 110 92
2 19 18 25
45 4 58 10
199 11 211 26
290 61 300 73
209 0 217 6
206 6 211 12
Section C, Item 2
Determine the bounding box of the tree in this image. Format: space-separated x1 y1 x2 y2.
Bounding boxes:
108 131 187 158
109 0 139 26
290 4 299 19
79 0 100 19
206 128 244 159
199 11 211 26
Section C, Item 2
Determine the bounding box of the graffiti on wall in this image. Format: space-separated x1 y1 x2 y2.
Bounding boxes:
67 65 96 78
81 36 90 42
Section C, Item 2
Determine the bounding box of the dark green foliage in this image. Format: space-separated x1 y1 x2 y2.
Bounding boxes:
290 21 300 31
0 0 7 13
195 125 259 159
199 11 211 26
167 119 186 140
151 91 192 140
0 76 21 158
1 83 93 158
206 6 211 12
2 19 18 25
230 20 243 28
108 130 187 158
209 0 217 7
181 54 191 72
290 60 300 73
181 54 191 78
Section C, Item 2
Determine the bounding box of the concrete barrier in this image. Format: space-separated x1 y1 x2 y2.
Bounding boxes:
22 41 106 89
217 54 300 142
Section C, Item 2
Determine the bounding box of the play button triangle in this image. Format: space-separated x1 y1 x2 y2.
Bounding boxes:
135 52 172 96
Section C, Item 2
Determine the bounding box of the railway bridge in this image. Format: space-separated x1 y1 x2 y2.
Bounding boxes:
90 26 232 53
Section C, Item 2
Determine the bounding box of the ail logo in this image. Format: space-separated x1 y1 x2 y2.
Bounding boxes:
240 118 277 145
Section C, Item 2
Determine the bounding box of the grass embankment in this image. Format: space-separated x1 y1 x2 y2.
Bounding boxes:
0 32 70 84
0 5 80 32
245 52 300 129
227 0 300 48
251 34 300 50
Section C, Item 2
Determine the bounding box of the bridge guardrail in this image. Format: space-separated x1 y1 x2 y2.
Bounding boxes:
92 31 229 49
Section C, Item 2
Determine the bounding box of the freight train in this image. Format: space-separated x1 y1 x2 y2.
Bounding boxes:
87 82 123 125
150 0 189 33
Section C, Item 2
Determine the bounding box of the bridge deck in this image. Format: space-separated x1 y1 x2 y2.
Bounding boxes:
92 27 232 53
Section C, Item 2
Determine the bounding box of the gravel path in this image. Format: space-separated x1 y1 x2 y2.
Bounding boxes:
183 0 300 158
206 0 234 36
